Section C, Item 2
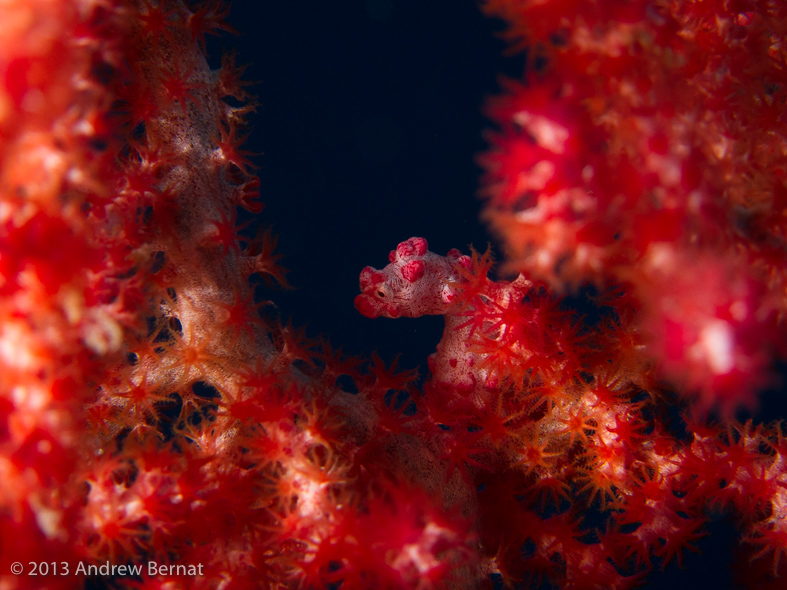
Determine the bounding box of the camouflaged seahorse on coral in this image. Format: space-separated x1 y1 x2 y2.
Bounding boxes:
355 237 532 404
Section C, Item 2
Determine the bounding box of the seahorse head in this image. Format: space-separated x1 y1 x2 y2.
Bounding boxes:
354 237 467 319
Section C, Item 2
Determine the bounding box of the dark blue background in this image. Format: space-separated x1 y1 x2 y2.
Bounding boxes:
217 0 519 374
211 2 754 588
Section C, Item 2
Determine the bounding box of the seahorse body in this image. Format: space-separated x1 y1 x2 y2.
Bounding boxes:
355 237 531 402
